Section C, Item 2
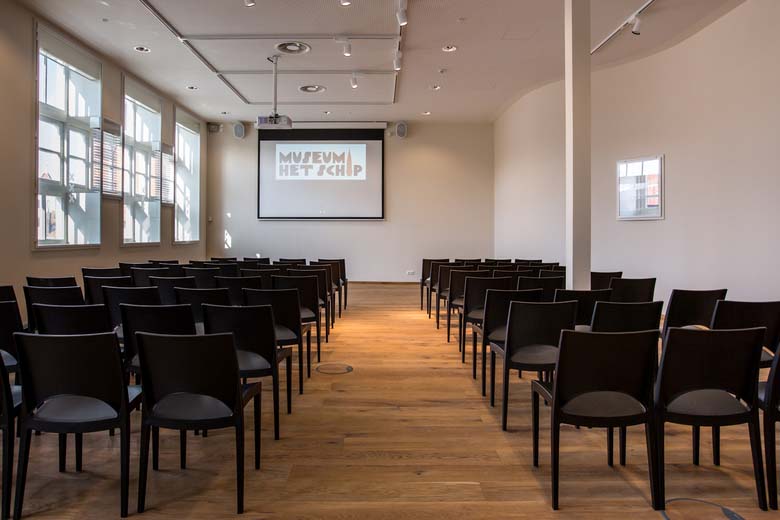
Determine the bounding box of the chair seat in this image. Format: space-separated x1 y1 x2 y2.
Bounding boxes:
128 385 143 408
11 385 22 409
300 308 316 320
34 395 118 423
1 349 18 370
509 344 558 367
487 328 505 344
761 348 774 368
562 391 646 418
466 309 484 321
666 389 748 417
275 324 298 344
318 298 325 306
575 324 592 332
152 392 232 421
451 297 463 307
129 354 140 372
439 289 449 299
237 350 271 372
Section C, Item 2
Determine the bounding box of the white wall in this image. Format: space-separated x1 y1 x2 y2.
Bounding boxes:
207 122 495 281
0 1 207 317
493 0 780 302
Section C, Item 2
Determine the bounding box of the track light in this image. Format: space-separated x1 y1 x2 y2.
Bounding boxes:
393 51 402 71
343 40 352 57
396 8 408 26
340 0 352 5
350 72 358 89
244 0 256 6
630 16 641 35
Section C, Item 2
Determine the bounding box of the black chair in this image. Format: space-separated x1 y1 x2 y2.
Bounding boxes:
272 276 322 364
490 301 576 430
23 286 84 332
174 287 231 324
591 301 664 333
515 259 542 265
84 276 132 305
254 257 271 265
289 267 333 336
473 289 543 396
654 327 768 511
493 269 534 286
0 288 16 305
319 259 347 309
455 258 481 264
591 271 623 290
210 257 237 262
610 278 656 303
531 330 660 510
135 332 260 514
118 262 151 277
82 267 122 279
760 341 780 509
149 276 196 305
427 261 460 318
102 286 161 332
0 301 22 374
539 269 564 278
149 259 178 265
216 276 262 306
25 276 77 287
662 288 728 337
485 259 511 264
244 288 311 395
34 303 113 335
131 267 171 287
279 258 306 265
0 352 20 520
434 264 466 328
204 304 292 440
461 277 513 374
240 269 281 289
311 261 343 319
271 263 291 275
182 267 220 289
447 269 490 345
419 258 448 311
159 263 186 277
554 289 613 328
13 332 135 518
206 262 240 277
516 276 565 302
237 260 259 271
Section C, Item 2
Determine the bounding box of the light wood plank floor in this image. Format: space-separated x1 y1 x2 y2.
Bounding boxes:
16 283 772 519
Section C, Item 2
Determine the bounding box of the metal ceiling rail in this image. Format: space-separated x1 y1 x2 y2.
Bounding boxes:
591 0 657 55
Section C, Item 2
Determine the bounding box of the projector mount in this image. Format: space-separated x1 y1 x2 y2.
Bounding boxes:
256 54 293 129
267 55 280 119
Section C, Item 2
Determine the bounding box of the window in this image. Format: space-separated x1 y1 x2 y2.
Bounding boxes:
122 79 161 244
175 111 201 242
161 144 174 204
616 155 664 220
36 27 102 246
100 119 123 196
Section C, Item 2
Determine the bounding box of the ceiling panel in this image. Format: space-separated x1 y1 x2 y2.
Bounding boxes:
226 73 396 105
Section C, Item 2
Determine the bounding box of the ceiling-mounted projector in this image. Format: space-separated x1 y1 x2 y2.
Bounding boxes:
255 55 293 130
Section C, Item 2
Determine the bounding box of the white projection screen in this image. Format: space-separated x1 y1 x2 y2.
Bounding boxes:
258 129 385 219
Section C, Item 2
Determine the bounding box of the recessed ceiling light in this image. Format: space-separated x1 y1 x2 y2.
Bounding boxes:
244 0 256 6
275 41 311 55
133 45 151 53
323 110 332 115
339 0 351 5
430 84 441 91
220 111 230 115
442 44 457 52
299 85 327 94
422 111 431 116
342 40 352 57
350 73 358 89
186 85 199 91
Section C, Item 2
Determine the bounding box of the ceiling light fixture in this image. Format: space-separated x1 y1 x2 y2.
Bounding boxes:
220 111 230 115
133 45 151 53
422 111 431 116
323 110 332 115
430 84 441 91
393 51 402 71
299 85 327 93
186 85 199 90
339 0 351 5
350 73 358 89
396 0 408 26
244 0 256 6
343 39 352 57
442 44 457 52
274 41 311 55
630 16 641 35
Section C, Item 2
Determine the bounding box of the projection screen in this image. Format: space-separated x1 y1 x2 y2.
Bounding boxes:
257 128 385 220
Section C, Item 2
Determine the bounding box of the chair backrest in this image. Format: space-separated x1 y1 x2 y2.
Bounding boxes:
216 276 262 306
23 286 85 332
765 340 780 414
436 264 466 292
0 286 17 302
710 300 780 354
505 301 577 358
310 262 339 289
237 260 259 271
449 269 490 302
0 301 23 360
485 259 511 265
118 262 151 277
554 330 660 415
211 257 237 262
662 288 728 336
518 265 542 277
482 289 544 340
34 304 113 335
182 267 220 289
319 258 347 281
492 270 522 287
102 286 161 328
455 258 481 264
591 271 623 290
26 276 78 287
515 259 542 265
316 259 344 284
136 332 240 417
279 258 306 265
82 267 122 279
205 262 240 277
203 304 277 365
463 277 513 316
131 267 171 287
240 269 280 289
516 276 565 302
271 263 290 275
84 276 132 305
272 275 319 315
539 269 564 278
554 289 613 326
159 263 186 277
0 352 13 423
256 257 271 265
421 258 448 281
149 259 179 265
590 301 664 333
120 304 196 366
174 287 231 323
149 276 197 305
14 332 126 418
609 278 656 303
288 267 330 300
429 261 461 287
243 288 302 337
655 327 765 411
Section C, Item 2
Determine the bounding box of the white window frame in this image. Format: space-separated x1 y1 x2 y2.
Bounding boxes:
616 154 665 221
173 108 201 244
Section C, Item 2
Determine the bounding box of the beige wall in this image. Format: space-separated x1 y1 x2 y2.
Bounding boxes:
494 0 780 302
0 1 207 315
207 122 495 281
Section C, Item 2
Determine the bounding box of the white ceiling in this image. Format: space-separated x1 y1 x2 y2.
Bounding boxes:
18 0 743 123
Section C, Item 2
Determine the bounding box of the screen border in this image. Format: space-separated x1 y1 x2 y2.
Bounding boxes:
257 128 385 220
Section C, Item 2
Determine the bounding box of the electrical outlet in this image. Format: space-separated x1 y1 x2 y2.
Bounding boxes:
406 270 416 276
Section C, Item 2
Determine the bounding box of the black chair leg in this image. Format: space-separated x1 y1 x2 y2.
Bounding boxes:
58 433 66 472
655 419 666 510
748 414 768 510
607 427 614 467
316 319 322 363
692 426 700 465
254 394 261 470
120 421 129 518
446 304 452 343
436 295 441 329
481 341 487 396
75 433 83 472
307 330 312 378
339 287 343 318
765 415 778 510
532 388 539 467
551 418 560 510
2 421 14 520
286 356 293 414
344 281 348 309
298 337 305 394
501 365 510 431
235 422 245 514
645 421 659 510
272 370 280 441
180 430 187 470
419 283 423 310
619 426 627 466
13 428 31 520
137 423 150 513
472 330 478 380
324 307 329 343
712 426 720 466
152 427 159 471
490 352 496 407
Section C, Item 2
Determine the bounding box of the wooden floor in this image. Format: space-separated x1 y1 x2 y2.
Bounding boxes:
17 284 773 519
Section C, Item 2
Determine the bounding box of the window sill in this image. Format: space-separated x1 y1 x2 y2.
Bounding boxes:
120 241 161 249
33 243 101 252
101 193 123 201
173 240 200 246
